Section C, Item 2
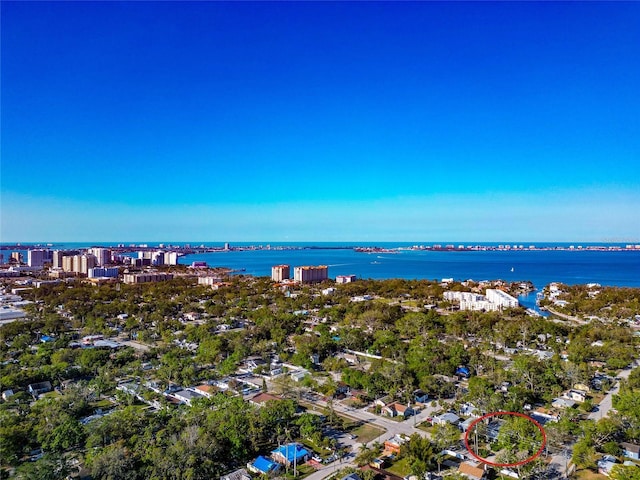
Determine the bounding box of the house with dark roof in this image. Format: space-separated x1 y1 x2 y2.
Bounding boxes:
621 442 640 460
28 381 52 397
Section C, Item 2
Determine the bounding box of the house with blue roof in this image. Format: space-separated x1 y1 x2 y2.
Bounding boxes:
271 443 310 466
247 456 280 476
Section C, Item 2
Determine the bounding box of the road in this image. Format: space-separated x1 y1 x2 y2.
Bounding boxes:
587 360 636 421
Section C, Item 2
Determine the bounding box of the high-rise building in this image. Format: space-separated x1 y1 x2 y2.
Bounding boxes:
52 251 64 269
10 252 23 264
80 254 97 275
28 249 48 268
62 256 75 272
165 252 179 265
89 248 111 266
271 265 290 282
152 251 165 266
294 265 328 284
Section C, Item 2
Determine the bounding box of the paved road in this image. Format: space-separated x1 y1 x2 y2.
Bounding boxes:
587 361 636 421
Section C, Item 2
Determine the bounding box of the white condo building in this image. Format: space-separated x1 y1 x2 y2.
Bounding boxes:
485 289 519 308
444 289 519 312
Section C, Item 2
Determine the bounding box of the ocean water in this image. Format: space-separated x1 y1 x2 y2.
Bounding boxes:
3 242 640 289
178 246 640 289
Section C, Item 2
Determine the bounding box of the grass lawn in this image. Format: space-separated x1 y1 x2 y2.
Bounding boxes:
350 423 386 444
90 398 115 409
573 469 608 480
386 457 412 477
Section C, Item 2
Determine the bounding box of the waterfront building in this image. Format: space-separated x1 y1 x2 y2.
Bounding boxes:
152 251 165 266
271 265 290 282
123 272 174 284
485 289 519 309
444 289 519 311
10 252 23 264
294 265 328 284
336 274 356 284
165 252 179 265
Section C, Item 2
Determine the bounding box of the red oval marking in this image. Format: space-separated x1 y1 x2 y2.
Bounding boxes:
463 411 547 468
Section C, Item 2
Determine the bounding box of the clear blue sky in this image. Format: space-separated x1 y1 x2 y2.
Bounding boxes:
2 1 639 242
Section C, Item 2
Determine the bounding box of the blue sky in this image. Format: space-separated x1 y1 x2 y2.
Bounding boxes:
2 1 639 242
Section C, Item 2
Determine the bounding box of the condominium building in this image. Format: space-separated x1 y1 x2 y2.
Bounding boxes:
123 272 174 284
294 265 328 284
52 250 64 269
152 251 165 266
271 265 290 282
485 289 519 308
27 249 49 268
444 289 519 311
89 248 111 266
164 252 179 265
88 267 119 279
336 275 357 284
80 254 97 275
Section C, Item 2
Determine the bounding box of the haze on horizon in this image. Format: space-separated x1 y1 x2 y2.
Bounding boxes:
1 2 639 243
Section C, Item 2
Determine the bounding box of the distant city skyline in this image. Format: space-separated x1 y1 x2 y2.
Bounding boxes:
2 2 639 242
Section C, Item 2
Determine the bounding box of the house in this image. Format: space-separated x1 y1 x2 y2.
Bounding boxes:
220 468 251 480
413 389 429 404
565 390 587 403
383 435 408 455
460 402 479 417
271 443 310 466
597 456 617 477
458 461 486 480
194 384 216 399
433 412 461 426
248 456 280 476
530 408 560 425
173 389 205 406
459 417 476 432
621 442 640 460
382 402 414 418
486 419 505 441
290 370 309 382
552 397 576 409
249 392 281 407
340 474 361 480
28 381 52 397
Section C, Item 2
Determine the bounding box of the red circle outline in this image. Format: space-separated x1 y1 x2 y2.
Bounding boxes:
462 411 547 468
